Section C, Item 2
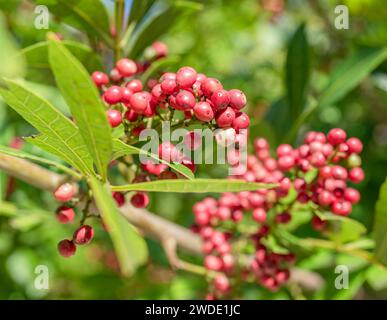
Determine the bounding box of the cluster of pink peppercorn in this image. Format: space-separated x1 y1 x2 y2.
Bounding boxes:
53 183 94 257
191 128 364 298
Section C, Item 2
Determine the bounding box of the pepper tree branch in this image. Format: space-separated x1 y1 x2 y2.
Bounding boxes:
0 153 324 290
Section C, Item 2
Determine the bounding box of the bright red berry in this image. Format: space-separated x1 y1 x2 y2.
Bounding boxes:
215 107 235 128
106 109 122 128
193 101 214 122
57 239 76 258
103 86 122 105
252 208 267 223
129 92 150 114
348 167 364 183
327 128 347 145
124 109 139 122
126 79 143 93
201 78 223 97
112 191 125 207
160 78 177 94
131 192 150 208
116 58 137 77
176 66 197 88
228 89 246 110
211 89 230 109
54 183 75 202
56 206 75 224
346 137 363 154
176 90 196 110
73 225 94 245
344 188 360 204
232 112 250 130
110 68 122 82
204 255 223 271
331 200 352 216
213 275 230 292
92 71 109 88
152 41 168 58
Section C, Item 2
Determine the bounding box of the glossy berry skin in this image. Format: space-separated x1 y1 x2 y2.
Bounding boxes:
54 183 75 202
331 201 352 216
56 206 75 224
120 87 133 104
344 188 360 204
346 137 363 154
327 128 347 145
104 86 122 105
116 58 137 77
277 155 295 172
112 191 125 207
213 275 230 292
252 208 267 223
58 239 76 258
92 71 109 88
201 78 223 98
193 101 214 122
126 79 143 93
106 109 122 128
131 192 150 208
348 167 365 183
129 92 150 114
158 141 179 162
124 109 139 122
204 255 223 271
73 225 94 245
152 41 168 58
176 90 196 110
215 107 235 128
232 112 250 130
211 89 230 109
176 66 197 88
228 89 247 110
311 215 326 231
160 78 177 94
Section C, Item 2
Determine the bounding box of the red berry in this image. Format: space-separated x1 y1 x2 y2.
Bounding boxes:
228 89 247 110
184 131 202 150
57 239 76 258
73 225 94 245
311 215 326 231
112 191 125 207
175 90 196 110
124 109 139 122
201 78 223 97
277 155 295 172
181 157 196 173
152 41 168 58
194 101 214 122
121 87 133 104
204 255 223 271
252 208 267 223
211 89 230 109
131 192 150 208
158 141 180 162
160 72 176 81
126 79 143 93
276 212 291 224
110 68 122 82
346 137 363 154
344 188 360 204
116 58 137 77
214 275 230 292
92 71 109 88
276 144 293 157
106 109 122 128
232 112 250 130
160 78 177 94
317 190 333 206
159 171 178 180
215 107 235 128
331 165 348 180
331 200 352 216
195 210 210 225
348 167 364 183
327 128 347 145
56 206 75 224
54 183 75 202
103 86 122 105
129 92 150 114
176 66 197 88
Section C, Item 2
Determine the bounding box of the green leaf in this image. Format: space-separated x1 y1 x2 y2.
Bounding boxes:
0 79 94 175
127 0 157 26
36 0 112 46
285 24 309 122
22 41 103 85
48 39 112 180
319 47 387 108
88 176 148 277
366 265 387 290
0 13 25 78
111 179 275 193
125 1 202 58
140 56 180 83
113 139 195 180
265 98 291 141
374 177 387 264
0 144 81 179
317 211 367 244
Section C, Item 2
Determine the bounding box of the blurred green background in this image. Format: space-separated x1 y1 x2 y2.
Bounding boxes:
0 0 387 299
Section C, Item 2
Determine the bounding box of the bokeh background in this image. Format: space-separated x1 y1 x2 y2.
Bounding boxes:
0 0 386 299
